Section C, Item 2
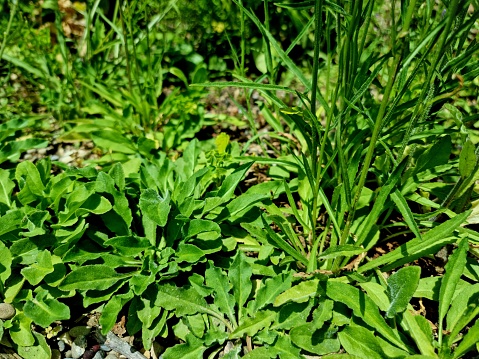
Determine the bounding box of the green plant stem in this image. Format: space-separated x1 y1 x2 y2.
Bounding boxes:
307 0 324 272
397 0 460 160
0 0 18 61
338 42 402 249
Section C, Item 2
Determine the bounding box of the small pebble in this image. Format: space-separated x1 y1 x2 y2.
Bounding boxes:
0 303 16 320
65 350 73 358
69 326 92 338
71 336 87 359
58 339 66 351
100 345 111 352
93 351 105 359
51 349 61 359
104 354 119 359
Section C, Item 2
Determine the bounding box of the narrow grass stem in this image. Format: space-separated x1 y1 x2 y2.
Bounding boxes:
398 0 461 161
339 51 402 247
0 0 18 61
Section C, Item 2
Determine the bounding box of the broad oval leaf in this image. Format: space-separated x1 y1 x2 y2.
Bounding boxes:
386 266 421 317
139 189 171 227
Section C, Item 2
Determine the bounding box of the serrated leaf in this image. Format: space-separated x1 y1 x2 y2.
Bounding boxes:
230 311 275 339
229 251 252 317
274 279 321 306
59 265 124 291
386 266 421 317
254 273 292 311
459 140 476 178
290 323 340 355
326 281 407 351
23 290 70 328
206 262 237 326
438 238 469 338
139 189 171 227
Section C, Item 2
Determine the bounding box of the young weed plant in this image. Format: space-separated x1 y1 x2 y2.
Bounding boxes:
195 0 479 357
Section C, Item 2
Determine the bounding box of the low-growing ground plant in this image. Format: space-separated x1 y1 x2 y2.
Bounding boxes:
1 0 479 358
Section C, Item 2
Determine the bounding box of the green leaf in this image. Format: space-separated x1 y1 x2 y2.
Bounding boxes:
318 245 366 260
185 219 221 240
104 235 151 256
155 283 217 318
205 262 237 326
59 265 124 291
0 241 12 284
254 273 292 311
176 243 205 263
274 335 304 359
274 279 321 307
401 310 436 357
272 301 314 330
0 209 23 237
99 290 134 334
452 319 479 359
290 323 340 355
0 169 14 208
17 331 51 359
459 140 476 178
391 190 423 240
23 290 70 328
203 162 253 213
358 211 470 273
15 161 45 196
414 135 452 174
446 284 479 340
438 238 469 343
229 310 275 339
163 333 207 359
9 312 35 346
91 130 136 154
20 250 54 286
109 163 126 191
386 266 421 318
229 251 252 318
338 325 384 359
139 189 171 227
326 281 408 351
